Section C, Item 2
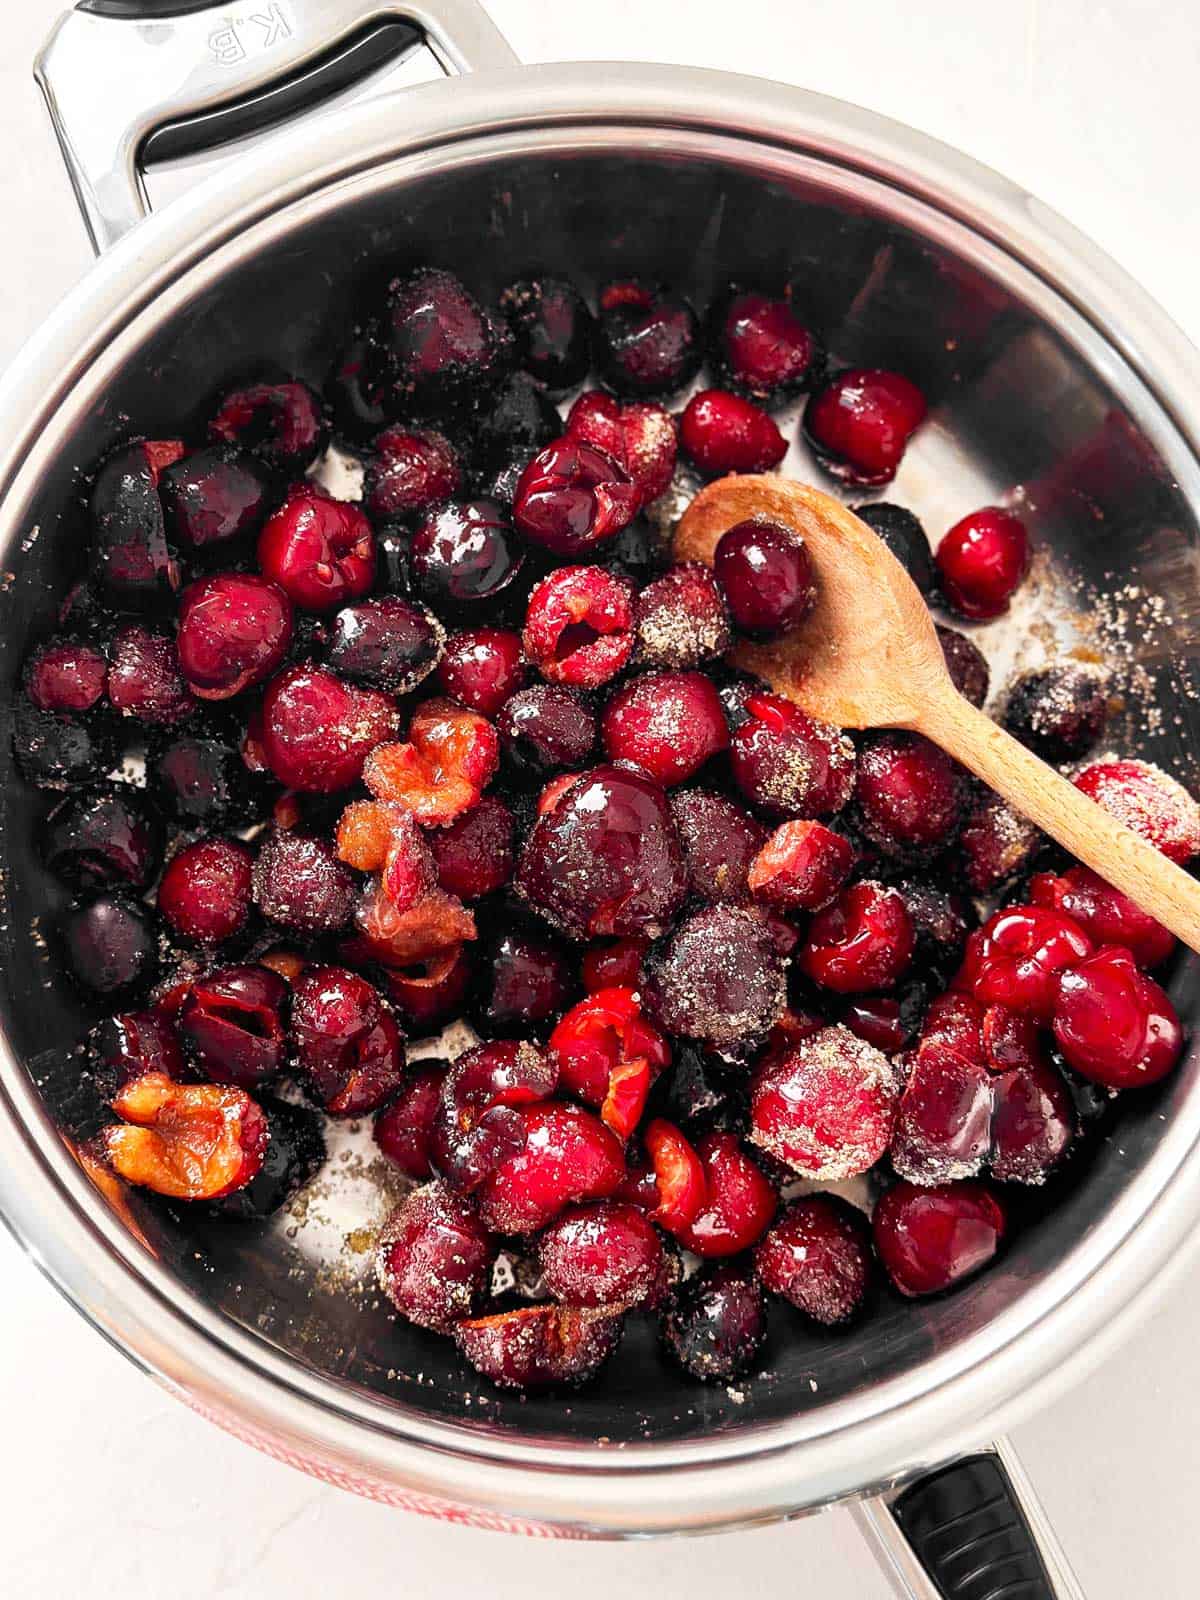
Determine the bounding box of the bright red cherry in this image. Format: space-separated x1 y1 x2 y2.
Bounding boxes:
257 482 375 612
1051 945 1183 1089
935 507 1030 620
803 368 927 485
873 1180 1006 1297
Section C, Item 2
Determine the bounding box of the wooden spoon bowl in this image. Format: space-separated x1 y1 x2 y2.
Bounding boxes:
675 474 1200 952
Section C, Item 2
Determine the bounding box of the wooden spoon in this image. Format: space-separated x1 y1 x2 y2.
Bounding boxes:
675 474 1200 953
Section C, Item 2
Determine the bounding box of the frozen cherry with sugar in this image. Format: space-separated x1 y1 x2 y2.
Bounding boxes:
373 267 510 417
920 991 986 1066
936 507 1030 620
500 276 594 394
853 731 964 860
409 500 525 615
326 595 443 696
854 502 936 596
210 378 325 475
376 1180 494 1331
523 564 635 689
990 1059 1076 1184
891 1041 993 1184
157 837 253 945
1073 757 1200 864
731 691 856 817
159 446 273 558
749 1024 899 1180
713 517 817 640
260 665 397 792
62 894 158 997
538 1201 670 1310
13 699 118 791
512 435 640 556
748 819 854 911
252 830 356 934
178 963 289 1088
379 947 472 1033
708 287 822 404
670 787 766 903
593 279 701 398
456 1304 624 1391
431 1039 557 1192
1004 663 1110 760
800 881 915 993
176 573 293 700
601 669 729 786
804 368 927 486
634 562 731 670
373 1061 448 1181
430 794 514 900
292 965 405 1115
661 1262 766 1381
1051 945 1182 1089
642 904 786 1054
755 1194 874 1326
497 684 595 778
257 483 375 613
107 623 195 726
437 628 524 716
680 389 788 477
873 1179 1006 1298
516 763 687 939
957 789 1044 894
364 426 461 521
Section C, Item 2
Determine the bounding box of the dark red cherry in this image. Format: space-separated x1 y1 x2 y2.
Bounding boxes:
62 894 158 997
804 369 926 486
1003 663 1110 760
516 764 687 939
475 1100 626 1234
538 1201 670 1310
476 928 574 1035
87 1008 184 1102
154 734 267 828
593 279 701 398
157 837 253 945
799 881 915 993
679 390 787 477
260 665 397 792
432 1040 558 1193
252 830 356 934
642 904 786 1053
1029 865 1174 969
374 267 510 417
873 1179 1006 1297
673 1132 777 1257
456 1303 624 1391
409 499 524 614
23 639 107 714
42 787 163 891
990 1059 1076 1184
730 691 856 817
13 700 118 790
497 684 596 779
747 819 854 911
429 794 515 900
159 446 273 556
257 483 375 613
176 573 293 700
326 595 444 695
936 624 990 708
713 517 817 640
88 440 183 610
755 1194 874 1326
437 629 525 716
375 1181 494 1331
709 288 822 403
669 788 766 903
292 965 405 1115
363 426 461 521
1051 945 1183 1089
920 990 986 1066
601 670 729 785
107 624 195 726
210 378 325 475
661 1262 766 1381
959 906 1093 1021
957 789 1044 894
373 1060 448 1181
854 502 936 597
565 390 678 508
853 731 964 860
522 564 635 689
512 436 640 557
178 963 288 1088
500 276 594 394
935 507 1030 619
891 1041 994 1184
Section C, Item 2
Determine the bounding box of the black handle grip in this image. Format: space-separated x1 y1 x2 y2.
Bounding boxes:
891 1453 1055 1599
79 1 220 15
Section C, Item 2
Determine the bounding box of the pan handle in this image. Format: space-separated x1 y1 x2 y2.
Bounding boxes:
34 0 518 254
853 1437 1086 1599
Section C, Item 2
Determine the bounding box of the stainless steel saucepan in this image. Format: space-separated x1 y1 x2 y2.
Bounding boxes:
3 3 1199 1594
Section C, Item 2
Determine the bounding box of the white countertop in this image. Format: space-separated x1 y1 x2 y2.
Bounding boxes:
2 3 1196 1595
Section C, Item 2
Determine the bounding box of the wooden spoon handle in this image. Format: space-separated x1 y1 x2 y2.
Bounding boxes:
917 685 1200 954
